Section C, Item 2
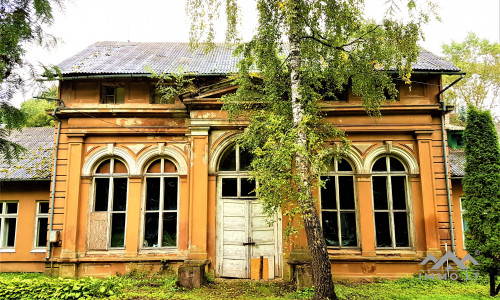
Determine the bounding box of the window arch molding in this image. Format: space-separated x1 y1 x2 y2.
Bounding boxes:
82 146 135 177
135 145 188 176
336 147 363 174
209 132 241 173
363 145 419 175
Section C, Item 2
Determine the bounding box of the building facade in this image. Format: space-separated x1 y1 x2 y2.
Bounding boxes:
0 42 467 280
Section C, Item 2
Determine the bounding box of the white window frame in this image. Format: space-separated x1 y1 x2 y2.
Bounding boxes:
371 155 412 249
0 201 19 250
460 197 467 249
33 201 49 249
142 158 180 249
92 158 129 250
319 158 359 248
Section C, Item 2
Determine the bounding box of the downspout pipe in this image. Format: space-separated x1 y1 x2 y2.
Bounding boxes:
439 74 464 254
46 104 63 260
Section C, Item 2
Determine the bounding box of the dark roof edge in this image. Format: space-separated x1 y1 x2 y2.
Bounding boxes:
0 179 51 182
58 73 234 80
57 70 464 80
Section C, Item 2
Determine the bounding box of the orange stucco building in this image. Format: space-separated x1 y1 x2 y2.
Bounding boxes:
0 42 468 280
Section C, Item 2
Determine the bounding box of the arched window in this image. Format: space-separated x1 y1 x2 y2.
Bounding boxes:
91 158 128 249
218 144 255 197
320 158 357 247
143 158 178 248
371 155 410 248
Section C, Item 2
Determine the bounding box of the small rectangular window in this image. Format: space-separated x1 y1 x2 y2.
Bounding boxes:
101 85 125 104
0 202 18 248
35 201 49 248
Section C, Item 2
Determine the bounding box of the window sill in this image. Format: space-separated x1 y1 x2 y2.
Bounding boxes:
0 249 15 253
30 249 47 253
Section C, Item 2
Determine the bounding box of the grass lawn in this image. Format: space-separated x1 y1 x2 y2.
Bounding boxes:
0 272 495 299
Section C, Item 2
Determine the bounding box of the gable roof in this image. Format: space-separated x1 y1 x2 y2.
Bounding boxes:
0 127 54 181
57 41 461 77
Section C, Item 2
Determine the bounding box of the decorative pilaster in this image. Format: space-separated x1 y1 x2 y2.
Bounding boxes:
415 130 440 253
187 127 210 259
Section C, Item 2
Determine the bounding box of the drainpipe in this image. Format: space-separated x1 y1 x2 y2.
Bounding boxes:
438 74 463 254
46 105 63 261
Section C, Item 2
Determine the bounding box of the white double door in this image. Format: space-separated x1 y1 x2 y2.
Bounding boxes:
216 179 281 278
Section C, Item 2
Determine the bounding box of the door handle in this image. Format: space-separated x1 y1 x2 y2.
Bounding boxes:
243 237 255 246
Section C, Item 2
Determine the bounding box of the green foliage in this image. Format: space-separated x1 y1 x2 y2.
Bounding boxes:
0 273 494 300
186 1 435 298
0 275 124 299
20 86 57 127
147 66 195 103
0 0 62 159
462 106 500 296
442 33 500 111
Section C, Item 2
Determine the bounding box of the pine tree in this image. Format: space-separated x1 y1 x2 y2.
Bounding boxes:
462 106 500 296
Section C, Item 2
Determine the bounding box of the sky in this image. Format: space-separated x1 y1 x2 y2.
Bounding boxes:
16 0 500 107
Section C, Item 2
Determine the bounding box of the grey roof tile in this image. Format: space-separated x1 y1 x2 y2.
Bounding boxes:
449 148 465 177
0 127 54 181
57 42 461 76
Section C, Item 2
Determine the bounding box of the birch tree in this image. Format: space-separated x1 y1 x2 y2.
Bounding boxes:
186 1 433 299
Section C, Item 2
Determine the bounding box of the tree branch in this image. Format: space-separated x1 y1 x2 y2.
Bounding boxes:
300 35 347 52
339 24 382 49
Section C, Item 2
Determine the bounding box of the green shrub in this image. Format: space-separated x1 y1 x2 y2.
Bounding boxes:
0 276 124 299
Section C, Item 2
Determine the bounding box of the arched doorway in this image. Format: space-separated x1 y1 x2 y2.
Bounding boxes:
215 144 281 278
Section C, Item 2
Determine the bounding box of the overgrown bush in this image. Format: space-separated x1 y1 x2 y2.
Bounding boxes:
0 276 124 299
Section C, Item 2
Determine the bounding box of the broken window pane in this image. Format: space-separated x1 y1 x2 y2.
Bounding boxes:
375 212 391 247
240 178 256 197
219 146 236 171
372 157 387 172
6 203 17 214
372 176 388 210
96 159 111 174
322 211 339 246
320 176 336 210
110 213 126 247
164 160 177 173
394 212 409 247
391 176 407 210
144 212 159 247
222 178 237 197
164 177 178 210
36 217 49 248
162 212 177 247
340 212 357 246
146 178 161 210
95 178 110 211
147 160 162 173
114 160 128 173
338 176 354 209
112 178 128 211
